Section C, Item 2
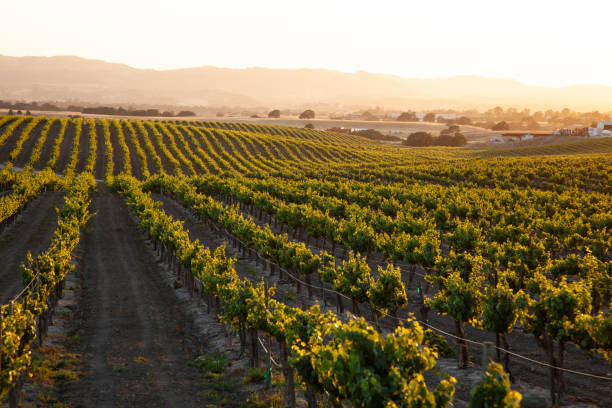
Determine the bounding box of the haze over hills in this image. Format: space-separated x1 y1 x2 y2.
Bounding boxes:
2 54 612 111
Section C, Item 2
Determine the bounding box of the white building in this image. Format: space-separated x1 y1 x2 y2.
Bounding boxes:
588 121 612 138
598 121 612 130
435 113 457 121
490 133 536 143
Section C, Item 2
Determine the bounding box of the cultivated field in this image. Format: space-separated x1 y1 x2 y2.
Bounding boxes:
202 116 497 142
0 114 610 407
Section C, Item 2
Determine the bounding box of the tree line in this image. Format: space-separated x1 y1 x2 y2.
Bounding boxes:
0 100 196 117
403 126 467 147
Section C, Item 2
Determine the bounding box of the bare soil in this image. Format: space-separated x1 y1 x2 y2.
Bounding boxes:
34 119 62 169
107 120 124 176
121 121 145 179
0 119 30 164
74 121 90 174
93 122 105 180
13 119 47 168
144 125 174 175
55 120 76 174
0 191 65 303
64 191 249 407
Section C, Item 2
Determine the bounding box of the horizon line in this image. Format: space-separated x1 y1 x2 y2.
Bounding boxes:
2 53 610 90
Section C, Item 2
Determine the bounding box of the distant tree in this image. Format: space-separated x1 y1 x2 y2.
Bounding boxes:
146 109 162 117
304 123 315 129
25 110 32 116
161 111 174 117
8 109 13 115
216 112 225 117
423 112 436 122
441 125 460 135
520 116 540 129
361 111 377 121
452 132 467 146
268 109 281 118
432 132 466 147
456 116 472 125
492 121 510 131
16 110 22 115
403 131 433 146
178 110 196 117
355 129 382 139
250 114 260 118
473 121 495 129
435 134 455 146
353 129 402 142
397 111 417 121
299 109 315 119
533 111 544 121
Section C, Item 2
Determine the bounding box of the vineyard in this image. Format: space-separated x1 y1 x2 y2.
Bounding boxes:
0 113 610 407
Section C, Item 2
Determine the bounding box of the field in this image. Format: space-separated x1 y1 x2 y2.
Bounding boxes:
0 114 611 407
201 116 497 142
17 111 496 143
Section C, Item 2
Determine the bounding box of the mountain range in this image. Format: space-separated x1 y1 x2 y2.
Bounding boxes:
1 55 611 111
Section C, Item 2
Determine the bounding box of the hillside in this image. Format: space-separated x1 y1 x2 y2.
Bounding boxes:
0 114 611 407
3 55 612 110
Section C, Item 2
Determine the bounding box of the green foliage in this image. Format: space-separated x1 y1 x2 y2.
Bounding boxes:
115 175 455 408
480 280 527 335
2 172 93 399
445 221 482 252
295 318 455 408
243 367 266 383
332 251 372 306
467 362 521 408
189 352 229 375
427 271 482 324
524 279 591 342
369 264 408 315
423 330 456 358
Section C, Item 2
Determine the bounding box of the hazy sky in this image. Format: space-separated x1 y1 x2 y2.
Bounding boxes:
2 0 611 87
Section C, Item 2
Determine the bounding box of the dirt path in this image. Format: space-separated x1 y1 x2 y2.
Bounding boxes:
33 119 62 170
12 119 47 168
121 122 144 179
65 191 238 407
93 123 105 181
0 191 64 303
74 120 90 174
0 119 30 164
55 120 76 174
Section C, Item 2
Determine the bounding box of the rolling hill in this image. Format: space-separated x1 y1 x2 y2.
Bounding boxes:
2 55 612 111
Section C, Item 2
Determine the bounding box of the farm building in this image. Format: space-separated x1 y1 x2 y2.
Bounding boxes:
588 121 612 138
598 121 612 130
554 128 589 137
490 132 551 142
